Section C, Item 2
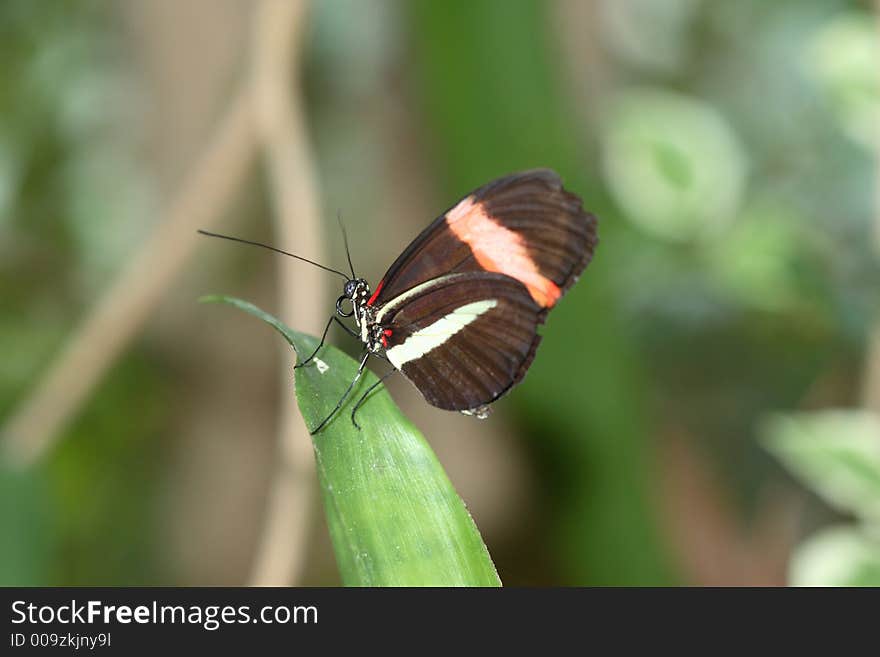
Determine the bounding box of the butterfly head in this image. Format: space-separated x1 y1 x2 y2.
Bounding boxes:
336 278 371 319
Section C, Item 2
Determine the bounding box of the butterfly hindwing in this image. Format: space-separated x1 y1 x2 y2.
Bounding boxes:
379 273 543 412
367 169 598 315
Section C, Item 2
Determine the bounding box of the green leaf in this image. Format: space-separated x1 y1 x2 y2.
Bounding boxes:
789 526 880 586
600 88 747 241
0 464 53 585
200 295 501 586
761 410 880 523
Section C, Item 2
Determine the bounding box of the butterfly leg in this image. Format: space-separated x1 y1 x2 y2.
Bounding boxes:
296 316 359 369
350 368 397 430
310 350 371 434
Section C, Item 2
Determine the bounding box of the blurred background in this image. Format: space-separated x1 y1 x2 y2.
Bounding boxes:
1 0 878 586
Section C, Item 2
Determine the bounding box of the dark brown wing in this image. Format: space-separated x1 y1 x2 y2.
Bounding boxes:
367 169 598 316
379 273 543 412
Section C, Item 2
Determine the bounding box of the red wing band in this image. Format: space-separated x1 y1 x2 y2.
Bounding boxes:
445 196 561 308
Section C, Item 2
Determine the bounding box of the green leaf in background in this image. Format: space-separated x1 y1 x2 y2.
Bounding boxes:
789 526 880 587
762 410 880 523
600 88 747 242
200 295 500 587
806 11 880 150
0 463 53 585
704 200 803 312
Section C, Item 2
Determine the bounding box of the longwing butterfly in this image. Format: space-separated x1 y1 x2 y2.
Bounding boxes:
201 169 598 433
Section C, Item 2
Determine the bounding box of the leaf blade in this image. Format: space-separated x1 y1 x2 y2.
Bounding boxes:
201 295 501 586
761 410 880 523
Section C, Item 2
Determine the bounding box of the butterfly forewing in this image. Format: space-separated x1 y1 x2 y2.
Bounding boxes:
368 169 598 315
380 273 543 412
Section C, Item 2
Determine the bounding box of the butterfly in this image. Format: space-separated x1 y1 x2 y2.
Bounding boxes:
201 169 598 433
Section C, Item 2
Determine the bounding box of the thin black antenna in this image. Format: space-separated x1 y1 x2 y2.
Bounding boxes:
197 230 350 280
337 210 356 279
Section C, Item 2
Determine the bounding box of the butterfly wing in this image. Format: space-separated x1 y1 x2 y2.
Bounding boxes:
367 169 598 317
378 273 544 412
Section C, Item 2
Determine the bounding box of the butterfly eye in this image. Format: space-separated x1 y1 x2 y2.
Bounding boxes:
344 280 358 298
335 295 354 317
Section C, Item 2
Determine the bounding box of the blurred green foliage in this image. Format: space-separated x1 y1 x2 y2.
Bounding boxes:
1 0 165 586
0 0 877 586
763 411 880 585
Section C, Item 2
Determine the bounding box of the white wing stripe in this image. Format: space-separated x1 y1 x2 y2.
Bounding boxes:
385 300 498 368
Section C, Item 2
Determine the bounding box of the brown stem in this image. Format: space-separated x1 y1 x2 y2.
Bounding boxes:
247 0 324 586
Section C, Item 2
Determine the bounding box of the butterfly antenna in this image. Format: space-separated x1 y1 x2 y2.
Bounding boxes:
337 210 356 279
197 230 350 280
